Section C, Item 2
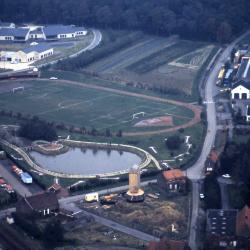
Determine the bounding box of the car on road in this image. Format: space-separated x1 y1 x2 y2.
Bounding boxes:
222 174 231 178
49 77 58 80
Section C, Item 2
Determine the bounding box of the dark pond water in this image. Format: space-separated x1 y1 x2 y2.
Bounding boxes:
29 147 141 176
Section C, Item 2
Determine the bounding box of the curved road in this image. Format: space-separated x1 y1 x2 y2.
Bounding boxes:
187 30 250 250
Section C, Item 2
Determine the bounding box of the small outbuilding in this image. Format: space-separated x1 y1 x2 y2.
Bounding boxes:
157 169 187 193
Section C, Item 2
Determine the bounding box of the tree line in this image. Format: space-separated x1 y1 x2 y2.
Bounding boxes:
0 0 250 42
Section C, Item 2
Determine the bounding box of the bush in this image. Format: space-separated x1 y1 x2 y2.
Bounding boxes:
18 118 57 141
165 135 182 150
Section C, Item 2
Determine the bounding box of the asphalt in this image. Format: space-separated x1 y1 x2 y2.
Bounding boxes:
187 30 250 250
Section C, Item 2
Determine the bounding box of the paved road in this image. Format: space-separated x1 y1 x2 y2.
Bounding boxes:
187 30 250 250
0 160 32 197
59 179 157 205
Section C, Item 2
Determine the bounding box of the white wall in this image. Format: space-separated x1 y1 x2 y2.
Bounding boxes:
0 35 14 41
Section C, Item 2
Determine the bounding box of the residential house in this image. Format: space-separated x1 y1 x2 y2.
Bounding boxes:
148 238 190 250
231 80 250 100
157 169 187 193
28 27 46 40
17 44 53 63
206 209 238 249
16 192 59 216
43 25 87 41
236 205 250 237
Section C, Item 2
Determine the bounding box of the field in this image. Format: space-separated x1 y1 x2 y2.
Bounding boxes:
82 186 190 239
58 223 146 250
85 33 218 98
0 79 195 134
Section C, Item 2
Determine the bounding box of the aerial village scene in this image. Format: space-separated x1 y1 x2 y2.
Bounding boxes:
0 1 250 250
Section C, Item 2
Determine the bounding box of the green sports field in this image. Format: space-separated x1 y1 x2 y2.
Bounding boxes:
0 80 194 132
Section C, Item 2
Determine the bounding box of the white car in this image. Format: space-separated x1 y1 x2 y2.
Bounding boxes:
50 77 58 80
200 193 205 199
222 174 231 178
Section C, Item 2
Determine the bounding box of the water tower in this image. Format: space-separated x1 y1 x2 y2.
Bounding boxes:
126 165 144 202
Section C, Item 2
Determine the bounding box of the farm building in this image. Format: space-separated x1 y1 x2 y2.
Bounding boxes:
0 24 87 42
157 169 187 193
16 44 53 63
0 27 30 42
16 192 59 216
231 80 250 100
42 25 87 41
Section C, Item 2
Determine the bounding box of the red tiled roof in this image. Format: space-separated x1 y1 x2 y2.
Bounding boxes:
148 238 187 250
209 150 218 163
163 169 184 181
236 205 250 237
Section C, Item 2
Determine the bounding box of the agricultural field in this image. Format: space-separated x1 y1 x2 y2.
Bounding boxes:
85 33 218 99
0 79 194 134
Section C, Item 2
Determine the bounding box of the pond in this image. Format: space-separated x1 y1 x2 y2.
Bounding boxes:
29 147 142 176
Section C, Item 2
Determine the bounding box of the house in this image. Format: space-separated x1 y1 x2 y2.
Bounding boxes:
16 192 59 216
0 27 30 42
236 205 250 237
157 169 187 192
206 209 238 248
231 80 250 100
236 56 250 82
17 44 53 63
43 25 87 41
148 238 190 250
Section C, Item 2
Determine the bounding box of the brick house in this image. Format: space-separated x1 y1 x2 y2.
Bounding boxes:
157 169 187 193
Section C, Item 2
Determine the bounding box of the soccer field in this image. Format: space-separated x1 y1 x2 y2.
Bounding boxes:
0 80 194 132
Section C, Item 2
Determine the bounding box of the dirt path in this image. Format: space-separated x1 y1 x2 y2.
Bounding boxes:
37 78 202 137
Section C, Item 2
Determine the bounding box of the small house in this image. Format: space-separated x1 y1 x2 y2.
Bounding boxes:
16 192 59 216
157 169 187 193
231 80 250 100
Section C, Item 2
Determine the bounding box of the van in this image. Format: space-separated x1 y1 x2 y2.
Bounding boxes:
84 192 99 202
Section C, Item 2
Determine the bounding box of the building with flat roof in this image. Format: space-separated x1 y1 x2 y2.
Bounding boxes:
207 209 237 237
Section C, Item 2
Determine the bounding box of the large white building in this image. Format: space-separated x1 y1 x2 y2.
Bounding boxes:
0 44 53 63
0 24 87 42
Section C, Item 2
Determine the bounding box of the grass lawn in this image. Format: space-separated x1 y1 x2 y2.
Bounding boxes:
0 79 194 133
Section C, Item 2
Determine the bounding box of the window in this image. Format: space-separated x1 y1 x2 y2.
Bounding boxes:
242 93 247 99
234 93 239 99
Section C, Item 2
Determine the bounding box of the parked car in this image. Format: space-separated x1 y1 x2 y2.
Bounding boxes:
222 174 231 178
49 77 58 80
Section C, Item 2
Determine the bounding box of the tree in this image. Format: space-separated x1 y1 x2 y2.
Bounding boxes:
43 219 64 247
165 135 182 150
216 22 232 43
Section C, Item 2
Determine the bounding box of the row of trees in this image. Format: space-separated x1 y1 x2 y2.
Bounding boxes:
0 0 250 42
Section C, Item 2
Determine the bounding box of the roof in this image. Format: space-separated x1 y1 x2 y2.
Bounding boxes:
21 172 32 178
163 169 185 181
48 183 61 192
23 192 58 211
43 25 85 37
232 80 250 90
0 27 29 37
148 238 188 250
236 57 250 81
236 205 250 237
207 209 237 237
29 29 43 35
209 150 219 163
21 43 52 54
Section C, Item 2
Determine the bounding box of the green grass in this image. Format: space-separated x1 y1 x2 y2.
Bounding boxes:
0 80 193 133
